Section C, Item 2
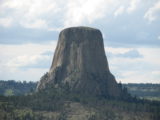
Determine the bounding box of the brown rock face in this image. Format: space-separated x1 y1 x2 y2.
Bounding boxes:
37 26 122 97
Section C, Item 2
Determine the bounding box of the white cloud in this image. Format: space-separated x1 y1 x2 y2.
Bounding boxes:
0 0 152 29
113 0 140 17
0 67 48 82
106 47 132 54
0 41 57 81
114 6 125 16
64 0 115 26
138 47 160 66
105 47 160 83
0 0 128 29
6 55 50 68
0 17 12 27
20 19 48 29
0 42 57 57
152 71 160 76
0 0 62 30
144 1 160 22
119 70 160 83
127 0 139 13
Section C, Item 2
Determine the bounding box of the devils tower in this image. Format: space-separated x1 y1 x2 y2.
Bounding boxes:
37 26 122 97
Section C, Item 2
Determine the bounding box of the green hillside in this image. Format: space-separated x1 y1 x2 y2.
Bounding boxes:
0 80 160 120
0 84 160 120
0 80 37 96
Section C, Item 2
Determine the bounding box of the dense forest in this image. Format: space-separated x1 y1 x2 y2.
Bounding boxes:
0 80 37 96
124 83 160 101
0 80 159 100
0 80 160 120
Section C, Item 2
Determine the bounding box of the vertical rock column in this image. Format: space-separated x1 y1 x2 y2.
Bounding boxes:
37 26 122 97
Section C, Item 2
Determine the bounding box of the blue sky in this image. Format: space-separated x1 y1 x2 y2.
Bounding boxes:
0 0 160 83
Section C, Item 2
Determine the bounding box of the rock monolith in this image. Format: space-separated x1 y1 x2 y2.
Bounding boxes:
37 26 122 97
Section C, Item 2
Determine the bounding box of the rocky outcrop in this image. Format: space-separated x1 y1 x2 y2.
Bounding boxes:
37 26 122 97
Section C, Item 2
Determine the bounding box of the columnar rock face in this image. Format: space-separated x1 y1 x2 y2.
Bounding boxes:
37 26 122 97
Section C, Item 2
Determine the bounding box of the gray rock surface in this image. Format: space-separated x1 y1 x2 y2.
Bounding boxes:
37 26 122 97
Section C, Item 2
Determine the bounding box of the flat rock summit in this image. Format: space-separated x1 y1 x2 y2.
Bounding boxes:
37 26 122 97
